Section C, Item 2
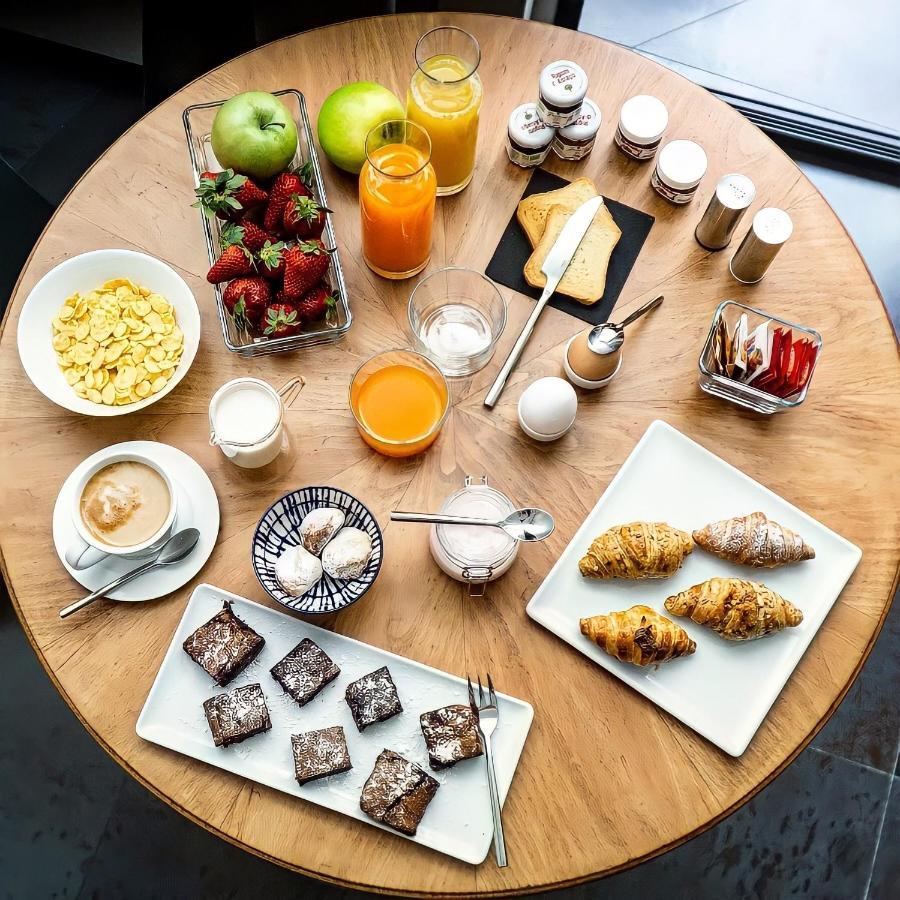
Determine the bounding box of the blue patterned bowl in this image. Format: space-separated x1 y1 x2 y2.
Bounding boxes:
251 486 384 614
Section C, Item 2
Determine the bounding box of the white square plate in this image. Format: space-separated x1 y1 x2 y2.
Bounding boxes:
526 420 861 756
138 584 533 864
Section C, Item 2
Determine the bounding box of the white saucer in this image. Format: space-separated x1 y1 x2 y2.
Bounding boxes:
53 441 219 601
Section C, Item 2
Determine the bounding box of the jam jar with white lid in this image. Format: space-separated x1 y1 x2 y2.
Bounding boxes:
506 103 554 168
537 60 588 127
614 95 668 161
429 475 519 596
651 139 708 204
552 98 601 160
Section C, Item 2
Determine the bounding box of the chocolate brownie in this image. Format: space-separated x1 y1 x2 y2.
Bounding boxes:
270 638 340 707
344 666 402 732
359 749 439 836
291 726 352 785
183 600 265 686
203 683 271 748
419 704 484 770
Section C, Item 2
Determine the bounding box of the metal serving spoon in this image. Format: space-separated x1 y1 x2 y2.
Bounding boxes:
59 528 201 619
391 508 555 542
587 293 664 355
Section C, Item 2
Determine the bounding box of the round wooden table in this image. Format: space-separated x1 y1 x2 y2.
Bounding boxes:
1 12 898 897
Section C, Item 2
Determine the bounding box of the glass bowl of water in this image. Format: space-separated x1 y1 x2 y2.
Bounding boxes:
407 267 506 376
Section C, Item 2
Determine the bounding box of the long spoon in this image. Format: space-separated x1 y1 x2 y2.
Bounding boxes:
391 508 555 542
59 528 201 619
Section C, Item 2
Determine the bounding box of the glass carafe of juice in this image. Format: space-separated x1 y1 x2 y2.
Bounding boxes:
360 119 436 280
407 26 482 196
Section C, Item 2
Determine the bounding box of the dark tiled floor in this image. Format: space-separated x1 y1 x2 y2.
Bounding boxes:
1 5 899 898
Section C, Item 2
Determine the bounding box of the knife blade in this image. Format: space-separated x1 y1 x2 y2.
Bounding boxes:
484 195 605 408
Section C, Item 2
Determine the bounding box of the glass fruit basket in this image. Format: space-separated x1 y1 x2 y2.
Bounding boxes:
183 89 351 356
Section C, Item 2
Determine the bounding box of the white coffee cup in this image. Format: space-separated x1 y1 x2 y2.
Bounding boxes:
64 451 177 570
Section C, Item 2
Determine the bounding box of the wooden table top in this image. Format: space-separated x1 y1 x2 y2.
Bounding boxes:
1 12 898 897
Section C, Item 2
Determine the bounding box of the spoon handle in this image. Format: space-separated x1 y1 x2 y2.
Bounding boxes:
616 293 663 329
59 558 159 619
391 511 497 528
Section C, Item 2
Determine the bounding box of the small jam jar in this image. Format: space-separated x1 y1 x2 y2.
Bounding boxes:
506 103 554 168
552 98 601 160
537 60 588 127
651 139 708 204
614 94 668 161
429 475 519 597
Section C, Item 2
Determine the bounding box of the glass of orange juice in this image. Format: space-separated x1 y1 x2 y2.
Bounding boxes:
349 349 450 458
407 26 483 196
360 119 436 280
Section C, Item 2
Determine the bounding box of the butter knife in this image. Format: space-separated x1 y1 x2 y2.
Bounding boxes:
484 194 605 408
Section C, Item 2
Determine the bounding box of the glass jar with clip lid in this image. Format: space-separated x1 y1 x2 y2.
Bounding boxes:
428 475 519 596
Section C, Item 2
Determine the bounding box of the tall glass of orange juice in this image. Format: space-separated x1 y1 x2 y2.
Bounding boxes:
360 119 436 280
407 26 482 196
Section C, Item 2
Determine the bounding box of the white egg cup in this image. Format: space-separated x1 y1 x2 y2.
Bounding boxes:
563 336 624 390
517 376 578 442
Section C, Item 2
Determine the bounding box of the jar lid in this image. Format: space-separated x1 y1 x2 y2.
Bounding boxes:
619 95 668 144
539 60 588 109
751 207 793 244
715 173 756 210
436 484 516 569
656 139 708 190
508 103 555 149
558 98 601 141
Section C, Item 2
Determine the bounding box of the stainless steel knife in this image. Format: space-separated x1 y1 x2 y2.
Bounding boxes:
484 194 605 408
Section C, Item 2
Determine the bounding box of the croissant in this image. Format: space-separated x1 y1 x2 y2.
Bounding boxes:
693 512 815 568
664 577 803 641
579 522 693 579
580 605 696 666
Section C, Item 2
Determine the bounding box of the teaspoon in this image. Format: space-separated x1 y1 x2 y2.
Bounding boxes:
391 508 555 542
587 293 664 355
59 528 201 619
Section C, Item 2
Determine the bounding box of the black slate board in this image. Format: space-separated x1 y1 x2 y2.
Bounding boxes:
485 169 655 325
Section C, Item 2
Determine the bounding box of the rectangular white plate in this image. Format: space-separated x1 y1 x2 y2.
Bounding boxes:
138 584 533 864
526 420 861 757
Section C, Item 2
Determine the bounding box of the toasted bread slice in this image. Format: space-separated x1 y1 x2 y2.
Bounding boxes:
516 177 598 248
523 202 622 305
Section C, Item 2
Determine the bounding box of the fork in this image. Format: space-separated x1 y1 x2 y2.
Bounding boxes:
468 673 508 868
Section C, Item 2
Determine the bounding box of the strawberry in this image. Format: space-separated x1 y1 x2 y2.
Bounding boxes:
193 169 267 220
255 240 288 278
282 194 330 239
263 171 310 232
222 277 272 331
296 284 338 326
262 302 300 338
206 244 254 284
220 220 273 253
282 240 332 298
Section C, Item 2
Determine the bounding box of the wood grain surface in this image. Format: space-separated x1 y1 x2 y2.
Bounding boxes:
1 13 898 898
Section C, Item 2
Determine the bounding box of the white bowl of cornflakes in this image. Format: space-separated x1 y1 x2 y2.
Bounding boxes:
17 249 201 416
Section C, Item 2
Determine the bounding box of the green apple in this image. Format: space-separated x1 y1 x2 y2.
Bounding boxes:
317 82 405 174
211 91 298 180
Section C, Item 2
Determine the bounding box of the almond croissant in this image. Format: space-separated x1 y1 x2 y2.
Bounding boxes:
579 522 693 579
664 577 803 641
693 512 815 568
580 605 696 666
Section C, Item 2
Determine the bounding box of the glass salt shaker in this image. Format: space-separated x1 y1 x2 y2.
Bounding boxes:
429 475 519 596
